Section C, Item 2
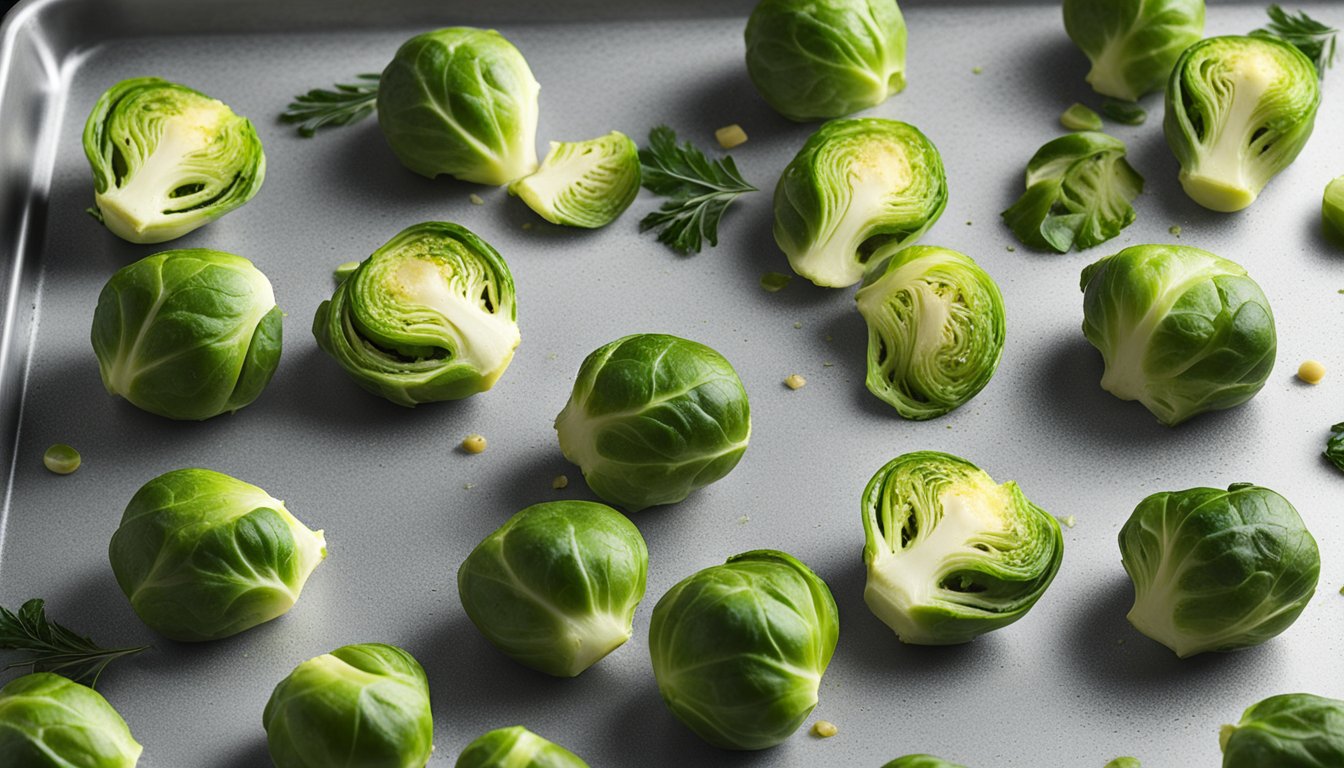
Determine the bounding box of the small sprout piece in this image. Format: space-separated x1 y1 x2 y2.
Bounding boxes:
811 720 838 738
43 444 80 475
972 66 984 75
1220 693 1344 767
1169 225 1182 236
1324 175 1344 240
1101 98 1148 125
1121 483 1319 657
715 124 748 149
509 132 641 229
333 260 360 282
792 321 803 329
785 373 807 390
1061 514 1077 528
457 726 590 768
1298 359 1326 384
551 474 569 490
0 673 143 766
1324 422 1344 472
1061 103 1103 131
737 514 750 525
1064 0 1205 101
1105 759 1142 768
1165 35 1320 212
461 434 488 454
469 193 485 205
760 271 792 292
882 758 969 768
1006 245 1016 252
1002 132 1143 253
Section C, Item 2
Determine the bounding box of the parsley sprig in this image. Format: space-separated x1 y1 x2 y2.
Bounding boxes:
281 74 381 137
1 599 148 688
1252 5 1338 77
639 126 757 254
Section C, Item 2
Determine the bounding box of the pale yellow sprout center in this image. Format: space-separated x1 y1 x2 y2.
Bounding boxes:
715 124 748 149
462 434 488 453
785 374 807 390
811 720 838 738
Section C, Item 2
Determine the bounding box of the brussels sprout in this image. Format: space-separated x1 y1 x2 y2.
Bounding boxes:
0 673 142 768
82 77 265 244
108 468 326 641
649 550 838 750
1324 175 1344 241
313 222 520 406
91 249 282 421
457 501 648 677
1119 483 1319 658
456 726 589 768
774 118 947 288
264 643 433 768
745 0 907 121
882 757 969 768
1060 103 1104 132
1063 0 1205 101
1001 131 1143 253
508 131 640 228
1165 35 1320 212
863 451 1063 645
1220 693 1344 768
377 28 539 185
854 245 1005 420
1080 244 1277 426
554 334 750 512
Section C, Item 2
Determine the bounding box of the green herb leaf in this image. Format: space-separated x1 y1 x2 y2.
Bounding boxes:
1252 5 1338 77
281 74 381 137
1324 422 1344 472
0 599 148 687
638 125 757 254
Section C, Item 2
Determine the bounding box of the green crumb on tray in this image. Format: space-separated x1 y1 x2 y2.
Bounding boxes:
1059 515 1077 528
469 193 484 205
1104 759 1141 768
1169 225 1182 236
1060 103 1103 131
972 66 983 74
761 272 792 292
43 444 81 474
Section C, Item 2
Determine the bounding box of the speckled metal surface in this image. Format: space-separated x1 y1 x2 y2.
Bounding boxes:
0 1 1341 766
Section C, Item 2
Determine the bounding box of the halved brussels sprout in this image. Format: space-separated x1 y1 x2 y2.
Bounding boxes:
457 500 648 677
508 131 640 228
456 726 589 768
1063 0 1205 101
554 334 750 512
378 28 539 185
883 757 969 768
1220 693 1344 768
854 245 1005 420
313 222 520 406
649 550 838 751
1120 483 1319 658
83 77 265 243
91 249 282 421
1080 244 1277 426
745 0 907 121
863 451 1063 645
1165 35 1320 212
108 468 326 641
264 643 433 768
1001 131 1143 253
0 673 142 768
1324 175 1344 241
775 118 947 288
1105 759 1141 768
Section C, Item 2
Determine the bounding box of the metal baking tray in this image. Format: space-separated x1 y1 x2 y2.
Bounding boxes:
1 0 1341 765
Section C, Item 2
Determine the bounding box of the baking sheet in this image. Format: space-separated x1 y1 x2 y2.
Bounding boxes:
0 1 1341 765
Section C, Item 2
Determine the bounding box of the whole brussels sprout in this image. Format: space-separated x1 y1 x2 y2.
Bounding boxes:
745 0 907 121
108 468 327 641
91 249 282 421
554 334 750 512
508 131 641 228
457 500 648 677
774 118 946 288
0 673 142 768
1063 0 1205 101
313 222 520 406
1119 483 1319 658
854 245 1004 420
649 550 838 751
1220 693 1344 768
1165 35 1320 212
83 77 265 244
378 28 539 185
882 757 969 768
863 451 1063 645
1080 244 1277 426
456 726 589 768
264 643 433 768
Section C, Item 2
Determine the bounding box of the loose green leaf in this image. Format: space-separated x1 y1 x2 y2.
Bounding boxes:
42 444 80 474
1101 98 1147 125
1252 5 1338 77
1061 103 1103 131
281 74 381 137
638 126 757 254
760 272 792 292
0 599 148 687
1324 422 1344 472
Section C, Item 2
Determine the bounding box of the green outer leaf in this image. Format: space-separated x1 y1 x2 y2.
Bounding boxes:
882 756 970 768
1251 5 1338 78
554 333 751 512
90 249 283 421
648 550 839 750
0 599 147 688
638 125 756 254
1221 693 1344 768
1061 103 1103 131
745 0 907 121
1102 98 1148 125
280 73 380 137
457 501 648 677
1063 0 1205 101
1119 484 1319 658
312 221 521 406
377 27 539 185
861 451 1063 645
264 643 433 768
1001 131 1143 253
1325 422 1344 472
108 468 327 642
1323 175 1344 242
508 131 641 228
855 245 1005 419
455 726 590 768
0 673 142 767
